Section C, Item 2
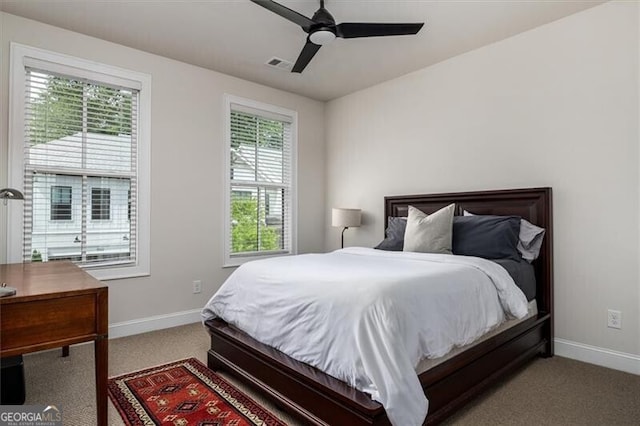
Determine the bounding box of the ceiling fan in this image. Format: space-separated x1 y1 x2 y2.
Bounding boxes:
250 0 425 73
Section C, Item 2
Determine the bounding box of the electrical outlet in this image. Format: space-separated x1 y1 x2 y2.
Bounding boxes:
192 280 202 294
607 309 621 329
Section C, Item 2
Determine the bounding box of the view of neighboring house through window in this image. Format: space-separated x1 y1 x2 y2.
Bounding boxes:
225 96 296 265
9 44 150 279
21 64 137 266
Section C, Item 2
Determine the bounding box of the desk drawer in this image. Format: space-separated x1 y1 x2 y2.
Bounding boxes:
0 294 97 352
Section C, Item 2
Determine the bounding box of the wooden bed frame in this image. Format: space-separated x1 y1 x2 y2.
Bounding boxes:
205 187 553 425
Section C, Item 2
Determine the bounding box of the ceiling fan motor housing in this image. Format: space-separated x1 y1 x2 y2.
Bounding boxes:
308 6 336 45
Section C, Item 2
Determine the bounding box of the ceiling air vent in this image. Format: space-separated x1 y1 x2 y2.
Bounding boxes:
266 57 293 72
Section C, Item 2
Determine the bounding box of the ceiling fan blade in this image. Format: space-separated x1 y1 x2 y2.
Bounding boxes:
336 22 424 38
250 0 315 31
292 39 321 73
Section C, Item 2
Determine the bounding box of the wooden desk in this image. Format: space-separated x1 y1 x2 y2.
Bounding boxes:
0 261 108 426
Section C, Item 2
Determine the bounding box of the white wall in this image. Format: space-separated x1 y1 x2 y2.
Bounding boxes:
326 1 639 358
0 12 326 325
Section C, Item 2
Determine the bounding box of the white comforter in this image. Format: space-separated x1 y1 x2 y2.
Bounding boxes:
202 247 528 426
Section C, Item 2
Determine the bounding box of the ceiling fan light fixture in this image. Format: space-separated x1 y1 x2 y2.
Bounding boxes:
309 28 336 45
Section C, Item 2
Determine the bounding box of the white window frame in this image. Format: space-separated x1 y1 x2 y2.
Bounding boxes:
223 94 297 267
7 43 151 280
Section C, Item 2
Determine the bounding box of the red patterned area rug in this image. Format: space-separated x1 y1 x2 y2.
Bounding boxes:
108 358 288 426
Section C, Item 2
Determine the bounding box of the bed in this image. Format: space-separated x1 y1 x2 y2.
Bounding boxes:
204 187 553 425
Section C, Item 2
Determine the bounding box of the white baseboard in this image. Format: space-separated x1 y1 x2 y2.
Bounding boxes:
108 308 202 339
555 338 640 375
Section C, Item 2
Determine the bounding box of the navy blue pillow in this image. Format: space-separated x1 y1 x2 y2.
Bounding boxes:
374 217 407 251
452 216 521 260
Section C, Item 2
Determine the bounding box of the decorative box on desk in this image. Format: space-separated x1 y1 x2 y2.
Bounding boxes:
0 261 109 426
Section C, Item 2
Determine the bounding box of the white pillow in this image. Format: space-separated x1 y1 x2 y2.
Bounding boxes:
463 210 545 262
404 204 455 254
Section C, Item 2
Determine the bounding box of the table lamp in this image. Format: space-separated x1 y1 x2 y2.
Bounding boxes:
1 188 24 297
332 207 361 248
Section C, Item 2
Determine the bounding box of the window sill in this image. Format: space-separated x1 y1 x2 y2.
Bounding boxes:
224 251 294 268
84 264 150 281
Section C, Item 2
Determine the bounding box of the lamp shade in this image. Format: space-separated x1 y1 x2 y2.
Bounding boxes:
332 208 361 228
0 188 24 200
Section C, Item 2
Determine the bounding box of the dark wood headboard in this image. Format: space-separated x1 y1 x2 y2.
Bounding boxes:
384 187 553 324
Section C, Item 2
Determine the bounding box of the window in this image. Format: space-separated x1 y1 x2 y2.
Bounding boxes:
224 95 297 266
51 186 72 221
91 188 111 220
8 44 151 280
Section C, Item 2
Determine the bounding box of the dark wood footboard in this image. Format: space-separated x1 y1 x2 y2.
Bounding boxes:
206 312 550 425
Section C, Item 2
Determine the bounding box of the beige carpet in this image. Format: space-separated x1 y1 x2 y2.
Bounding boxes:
21 322 640 425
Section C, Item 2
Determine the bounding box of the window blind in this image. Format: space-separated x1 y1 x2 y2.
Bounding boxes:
228 105 293 257
23 67 139 267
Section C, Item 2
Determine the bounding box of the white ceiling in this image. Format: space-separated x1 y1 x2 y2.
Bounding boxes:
0 0 606 101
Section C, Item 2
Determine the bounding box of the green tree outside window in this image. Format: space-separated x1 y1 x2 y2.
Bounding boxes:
231 197 280 253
